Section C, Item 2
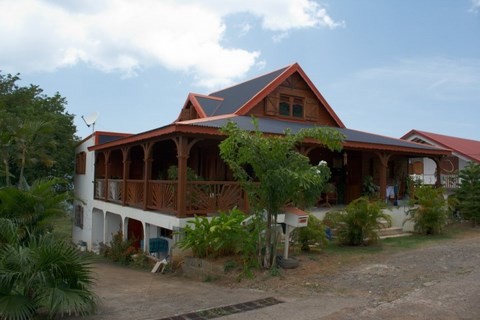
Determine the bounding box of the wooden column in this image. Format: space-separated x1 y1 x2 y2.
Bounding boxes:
176 136 188 218
431 157 442 188
376 152 391 200
142 142 154 211
104 150 111 202
174 136 200 218
122 147 130 206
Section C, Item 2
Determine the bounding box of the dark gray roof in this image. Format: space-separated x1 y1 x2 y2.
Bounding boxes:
204 66 289 116
195 96 222 116
188 116 445 152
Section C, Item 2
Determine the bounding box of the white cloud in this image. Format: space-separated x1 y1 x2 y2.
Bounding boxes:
470 0 480 13
0 0 341 88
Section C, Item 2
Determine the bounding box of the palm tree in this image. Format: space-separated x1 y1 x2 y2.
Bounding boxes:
0 230 97 320
0 178 70 241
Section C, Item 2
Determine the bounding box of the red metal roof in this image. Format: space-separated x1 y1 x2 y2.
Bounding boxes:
402 130 480 163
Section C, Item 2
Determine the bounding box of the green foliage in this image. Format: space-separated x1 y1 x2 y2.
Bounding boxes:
219 118 344 268
406 186 448 235
362 175 379 199
177 208 251 259
325 197 391 246
0 178 71 242
291 214 328 251
167 165 203 181
103 230 137 264
0 72 78 187
455 162 480 225
0 224 96 320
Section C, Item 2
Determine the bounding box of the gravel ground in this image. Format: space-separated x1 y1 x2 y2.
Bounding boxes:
71 225 480 320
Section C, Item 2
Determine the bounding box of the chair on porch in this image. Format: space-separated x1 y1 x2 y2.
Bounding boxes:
320 183 337 207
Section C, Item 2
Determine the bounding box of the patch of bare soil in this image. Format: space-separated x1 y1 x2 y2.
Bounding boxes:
214 224 480 318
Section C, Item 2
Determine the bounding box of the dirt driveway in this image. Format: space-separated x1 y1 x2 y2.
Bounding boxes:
74 227 480 320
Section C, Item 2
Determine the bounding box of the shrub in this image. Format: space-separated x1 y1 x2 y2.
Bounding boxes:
406 186 448 235
455 162 480 226
0 226 97 320
324 197 391 246
291 214 328 251
176 208 251 258
103 230 137 264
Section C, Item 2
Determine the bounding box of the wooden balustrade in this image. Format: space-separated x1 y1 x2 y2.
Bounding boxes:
186 181 247 215
147 180 177 214
107 179 123 203
125 180 144 208
95 180 105 200
94 178 247 217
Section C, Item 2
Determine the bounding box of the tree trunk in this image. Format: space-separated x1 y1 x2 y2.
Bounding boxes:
263 212 272 269
3 157 10 186
19 149 26 189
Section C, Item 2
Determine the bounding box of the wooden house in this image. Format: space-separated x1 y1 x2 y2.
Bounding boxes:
72 63 450 256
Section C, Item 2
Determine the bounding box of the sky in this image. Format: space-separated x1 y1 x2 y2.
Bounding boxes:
1 0 479 141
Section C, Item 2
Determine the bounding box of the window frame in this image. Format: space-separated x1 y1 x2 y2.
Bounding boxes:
278 94 304 119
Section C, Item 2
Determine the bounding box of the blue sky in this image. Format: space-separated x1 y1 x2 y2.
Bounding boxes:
1 0 479 140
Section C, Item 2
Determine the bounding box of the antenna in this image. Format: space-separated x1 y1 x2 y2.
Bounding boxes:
81 112 99 132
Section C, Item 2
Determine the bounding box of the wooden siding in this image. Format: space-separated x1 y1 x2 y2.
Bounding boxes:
246 72 339 126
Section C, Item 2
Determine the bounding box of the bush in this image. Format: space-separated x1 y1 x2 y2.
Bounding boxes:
176 208 251 258
0 224 97 320
103 230 137 264
455 162 480 226
291 214 328 251
324 197 391 246
406 186 448 235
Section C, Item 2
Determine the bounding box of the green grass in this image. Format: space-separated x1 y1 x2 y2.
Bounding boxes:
46 213 73 242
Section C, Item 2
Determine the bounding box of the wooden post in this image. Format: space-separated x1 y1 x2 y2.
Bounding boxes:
432 157 442 188
174 136 200 218
122 147 130 206
104 150 111 202
176 137 188 218
142 142 154 210
376 152 391 201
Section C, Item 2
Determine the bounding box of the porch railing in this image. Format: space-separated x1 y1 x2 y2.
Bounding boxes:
94 178 246 216
125 179 144 208
185 181 247 215
95 180 105 200
441 174 459 189
108 179 123 203
147 180 177 214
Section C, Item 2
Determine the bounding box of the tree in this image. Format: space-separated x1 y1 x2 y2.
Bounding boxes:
405 185 448 235
0 227 97 320
0 178 71 242
219 119 344 268
455 162 480 226
0 179 97 319
0 72 78 187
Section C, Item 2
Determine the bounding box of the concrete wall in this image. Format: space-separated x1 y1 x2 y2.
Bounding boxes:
72 135 96 248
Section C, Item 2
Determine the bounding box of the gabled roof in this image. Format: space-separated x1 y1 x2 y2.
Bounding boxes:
402 130 480 163
207 66 289 116
181 63 345 128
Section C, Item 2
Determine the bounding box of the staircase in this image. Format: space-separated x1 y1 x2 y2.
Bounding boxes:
378 227 412 239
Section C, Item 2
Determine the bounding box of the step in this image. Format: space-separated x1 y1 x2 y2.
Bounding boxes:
378 227 412 239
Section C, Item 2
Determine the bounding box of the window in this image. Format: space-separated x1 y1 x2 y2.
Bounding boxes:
278 95 304 118
75 152 86 174
74 205 84 229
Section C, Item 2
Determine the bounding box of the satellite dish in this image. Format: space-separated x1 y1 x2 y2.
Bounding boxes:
81 112 99 132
